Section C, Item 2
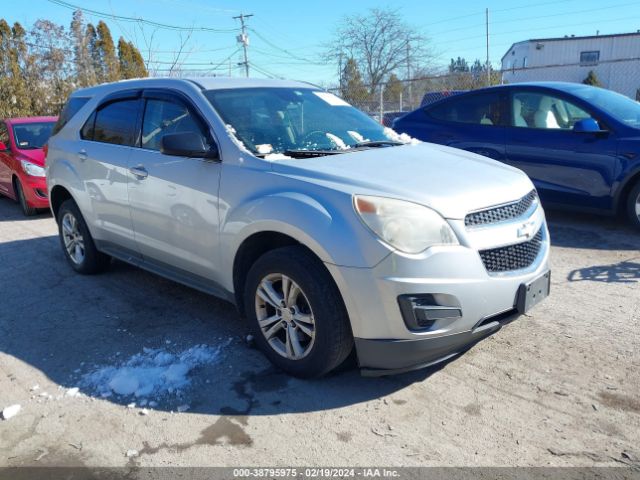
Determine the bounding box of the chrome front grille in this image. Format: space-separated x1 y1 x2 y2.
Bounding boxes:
479 228 543 272
465 190 538 227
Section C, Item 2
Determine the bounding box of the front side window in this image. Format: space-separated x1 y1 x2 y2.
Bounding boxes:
89 99 140 146
428 92 505 126
580 51 600 66
141 99 207 151
12 122 56 149
512 92 592 129
567 84 640 129
204 88 392 156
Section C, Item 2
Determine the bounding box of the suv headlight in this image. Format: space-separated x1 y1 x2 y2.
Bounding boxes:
20 160 45 177
354 195 459 254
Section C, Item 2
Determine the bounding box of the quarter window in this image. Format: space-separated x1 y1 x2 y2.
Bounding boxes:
90 99 140 146
141 98 207 151
427 93 505 126
52 97 90 136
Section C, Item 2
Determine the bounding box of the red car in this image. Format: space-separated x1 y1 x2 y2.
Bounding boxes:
0 116 57 216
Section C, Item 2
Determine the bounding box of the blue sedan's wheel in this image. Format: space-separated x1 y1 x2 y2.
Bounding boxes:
627 182 640 230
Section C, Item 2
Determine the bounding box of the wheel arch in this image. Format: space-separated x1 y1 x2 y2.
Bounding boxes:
614 168 640 215
232 230 326 317
50 184 74 220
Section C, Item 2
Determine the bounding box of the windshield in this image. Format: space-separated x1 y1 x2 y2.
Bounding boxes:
567 85 640 128
13 122 56 150
204 87 401 157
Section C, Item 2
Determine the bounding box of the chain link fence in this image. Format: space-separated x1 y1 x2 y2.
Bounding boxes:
327 57 640 126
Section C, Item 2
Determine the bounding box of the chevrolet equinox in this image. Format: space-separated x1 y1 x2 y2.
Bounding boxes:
46 78 551 377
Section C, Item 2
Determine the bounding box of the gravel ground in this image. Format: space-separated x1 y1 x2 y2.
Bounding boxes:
0 196 638 468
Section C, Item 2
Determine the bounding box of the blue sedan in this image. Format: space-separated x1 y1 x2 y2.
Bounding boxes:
393 82 640 229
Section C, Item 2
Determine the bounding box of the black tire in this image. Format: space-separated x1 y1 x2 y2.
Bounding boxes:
244 246 353 378
57 199 110 274
626 181 640 230
15 179 37 216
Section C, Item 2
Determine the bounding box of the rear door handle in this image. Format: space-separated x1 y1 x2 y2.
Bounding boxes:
129 165 148 179
77 149 87 161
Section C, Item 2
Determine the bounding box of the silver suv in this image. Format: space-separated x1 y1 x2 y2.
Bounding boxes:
46 78 550 377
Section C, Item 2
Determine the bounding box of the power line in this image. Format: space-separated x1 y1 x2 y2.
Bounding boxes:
46 0 239 33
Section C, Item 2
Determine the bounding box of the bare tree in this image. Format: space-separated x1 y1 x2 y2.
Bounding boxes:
327 8 432 94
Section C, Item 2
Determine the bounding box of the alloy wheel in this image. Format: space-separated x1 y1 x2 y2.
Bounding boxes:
61 212 85 265
254 273 316 360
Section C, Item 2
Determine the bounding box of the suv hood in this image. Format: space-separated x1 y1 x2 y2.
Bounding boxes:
272 143 534 220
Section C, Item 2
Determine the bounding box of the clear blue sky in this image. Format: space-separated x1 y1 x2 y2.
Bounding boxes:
6 0 640 84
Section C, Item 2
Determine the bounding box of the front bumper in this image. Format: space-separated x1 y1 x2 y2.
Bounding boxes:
325 215 550 375
18 172 49 209
357 309 519 376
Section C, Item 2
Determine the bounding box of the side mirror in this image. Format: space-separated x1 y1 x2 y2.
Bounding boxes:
573 118 607 135
160 132 219 160
0 141 8 151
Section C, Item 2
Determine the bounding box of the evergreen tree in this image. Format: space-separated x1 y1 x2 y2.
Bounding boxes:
583 70 602 87
118 37 148 79
71 10 95 87
95 20 119 82
383 73 403 107
340 58 369 108
449 57 469 73
10 22 31 116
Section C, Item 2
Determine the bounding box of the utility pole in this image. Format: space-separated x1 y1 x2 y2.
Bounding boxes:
233 13 253 77
406 39 412 110
485 8 490 87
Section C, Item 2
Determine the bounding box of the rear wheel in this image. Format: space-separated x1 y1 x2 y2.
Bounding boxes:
626 181 640 230
57 199 110 274
244 246 353 378
15 179 37 216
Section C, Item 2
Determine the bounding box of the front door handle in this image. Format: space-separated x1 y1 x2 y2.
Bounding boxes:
77 149 87 161
129 165 148 179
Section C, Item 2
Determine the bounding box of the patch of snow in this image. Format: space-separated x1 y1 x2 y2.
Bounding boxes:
264 153 293 161
225 124 251 154
65 387 80 398
383 127 420 145
80 344 226 402
2 404 21 420
125 449 138 458
347 131 367 143
140 408 149 416
127 402 136 409
30 385 40 392
325 133 349 150
177 404 190 413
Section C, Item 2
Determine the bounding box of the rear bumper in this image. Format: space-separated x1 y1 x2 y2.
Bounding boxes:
356 310 519 376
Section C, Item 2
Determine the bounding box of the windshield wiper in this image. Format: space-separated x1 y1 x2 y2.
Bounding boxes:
353 140 403 148
281 149 345 158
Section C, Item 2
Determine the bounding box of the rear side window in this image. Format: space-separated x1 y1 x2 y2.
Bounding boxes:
88 99 140 147
51 97 90 136
428 92 505 126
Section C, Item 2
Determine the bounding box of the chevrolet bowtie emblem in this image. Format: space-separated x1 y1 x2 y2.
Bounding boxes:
517 221 536 239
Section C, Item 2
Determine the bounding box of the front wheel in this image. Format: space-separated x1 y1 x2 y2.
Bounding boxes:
57 199 111 274
626 181 640 230
244 246 353 378
15 179 37 216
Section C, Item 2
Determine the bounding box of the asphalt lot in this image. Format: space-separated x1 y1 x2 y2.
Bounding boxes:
0 195 638 468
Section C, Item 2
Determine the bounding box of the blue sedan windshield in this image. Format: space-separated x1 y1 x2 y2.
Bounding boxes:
567 85 640 129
